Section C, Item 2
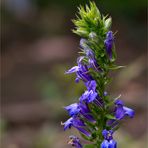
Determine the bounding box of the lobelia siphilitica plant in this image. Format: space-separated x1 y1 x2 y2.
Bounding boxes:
61 2 135 148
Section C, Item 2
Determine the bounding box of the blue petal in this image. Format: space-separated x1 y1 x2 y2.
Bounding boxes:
80 91 90 102
101 140 110 148
115 99 124 106
77 71 93 82
72 118 85 127
69 135 83 148
102 129 113 141
88 90 98 102
104 31 114 59
65 66 79 74
85 49 95 59
115 106 125 120
80 38 88 49
75 77 80 83
82 114 95 122
77 56 84 66
63 117 73 130
85 80 97 91
108 140 117 148
76 127 91 137
79 102 90 113
89 58 102 72
101 140 117 148
102 129 108 139
64 103 80 116
79 102 95 122
123 106 135 118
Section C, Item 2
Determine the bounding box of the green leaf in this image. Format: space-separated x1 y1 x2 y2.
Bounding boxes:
105 114 116 120
109 65 126 70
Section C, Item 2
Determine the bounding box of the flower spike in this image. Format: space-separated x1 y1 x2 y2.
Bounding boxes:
62 2 135 147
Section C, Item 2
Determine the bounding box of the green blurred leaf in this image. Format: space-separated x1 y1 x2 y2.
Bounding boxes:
84 144 95 148
105 114 116 120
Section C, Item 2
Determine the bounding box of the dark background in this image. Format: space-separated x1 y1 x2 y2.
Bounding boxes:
0 0 147 148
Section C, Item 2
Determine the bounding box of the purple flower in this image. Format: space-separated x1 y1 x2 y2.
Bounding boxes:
106 119 118 128
62 117 91 137
101 129 117 148
68 135 83 148
64 103 80 116
104 31 114 59
79 102 95 122
65 102 95 122
80 80 98 103
65 57 93 83
114 99 135 120
62 117 73 130
85 80 97 91
76 65 93 82
85 49 102 72
104 91 108 96
80 38 102 72
101 139 117 148
80 89 98 103
102 129 113 141
65 66 79 74
80 38 88 49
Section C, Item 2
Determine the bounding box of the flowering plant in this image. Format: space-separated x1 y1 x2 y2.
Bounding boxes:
62 2 135 148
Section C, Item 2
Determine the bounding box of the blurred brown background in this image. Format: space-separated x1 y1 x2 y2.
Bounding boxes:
0 0 147 148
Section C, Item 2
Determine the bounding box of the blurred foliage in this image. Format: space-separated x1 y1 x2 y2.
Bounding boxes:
1 0 146 52
31 0 147 20
0 119 7 136
38 64 85 103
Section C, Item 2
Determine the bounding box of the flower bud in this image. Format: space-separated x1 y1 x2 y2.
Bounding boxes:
105 17 112 30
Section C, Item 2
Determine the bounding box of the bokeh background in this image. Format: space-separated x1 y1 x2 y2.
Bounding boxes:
0 0 147 148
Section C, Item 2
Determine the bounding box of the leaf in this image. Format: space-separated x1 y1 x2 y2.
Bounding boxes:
109 65 126 70
105 114 116 120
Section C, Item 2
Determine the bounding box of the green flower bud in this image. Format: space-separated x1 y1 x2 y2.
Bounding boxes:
105 17 112 30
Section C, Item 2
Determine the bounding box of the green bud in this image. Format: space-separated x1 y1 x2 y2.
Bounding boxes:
104 17 112 30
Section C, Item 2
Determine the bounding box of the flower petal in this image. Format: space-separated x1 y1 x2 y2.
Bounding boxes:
65 66 79 74
64 103 80 116
123 106 135 118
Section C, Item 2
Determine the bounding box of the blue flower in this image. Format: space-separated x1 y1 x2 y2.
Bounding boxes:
102 129 113 141
85 80 97 91
64 103 80 116
114 99 135 120
80 90 98 103
79 102 95 122
76 65 93 82
85 48 102 72
80 80 98 103
104 31 114 59
65 57 93 83
68 135 83 148
80 38 102 72
65 102 95 122
80 38 88 49
101 129 117 148
62 117 91 137
101 139 117 148
65 66 79 74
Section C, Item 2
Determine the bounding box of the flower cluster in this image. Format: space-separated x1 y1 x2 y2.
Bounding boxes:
62 2 135 148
